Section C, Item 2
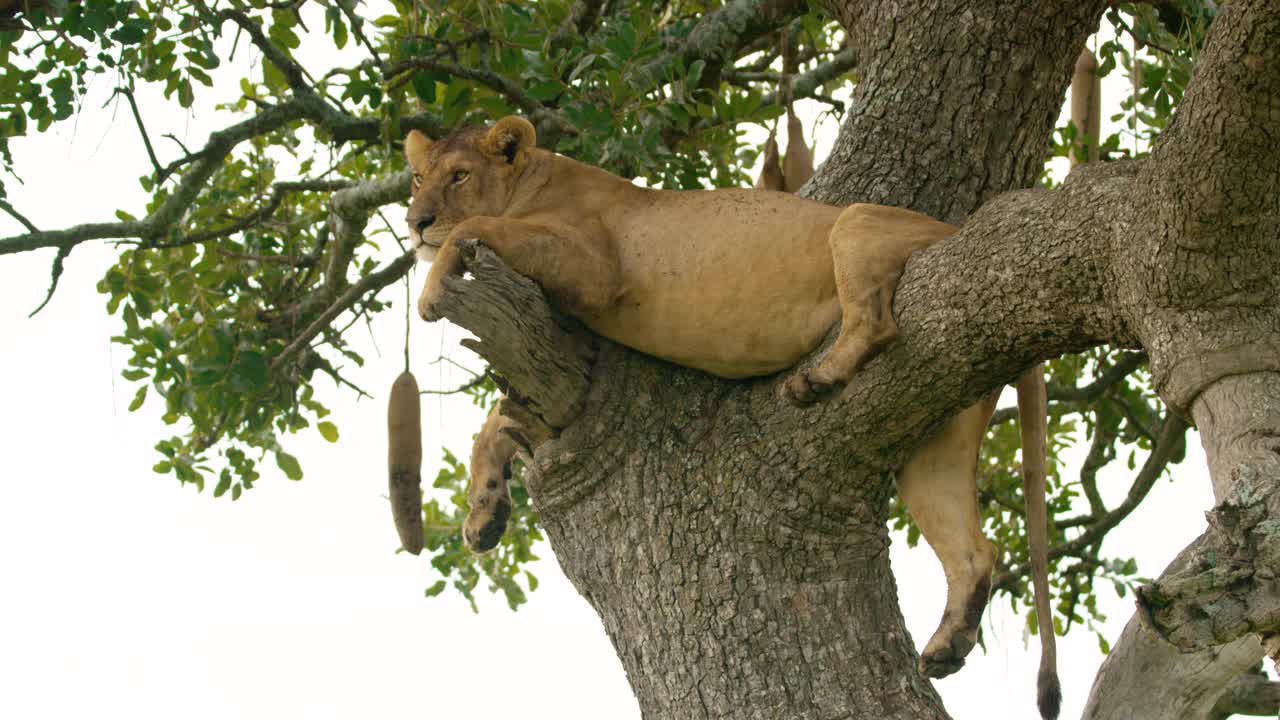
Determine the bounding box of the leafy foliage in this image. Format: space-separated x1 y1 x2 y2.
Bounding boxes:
1 0 1199 624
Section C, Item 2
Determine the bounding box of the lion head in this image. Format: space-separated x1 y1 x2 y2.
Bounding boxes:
402 116 537 261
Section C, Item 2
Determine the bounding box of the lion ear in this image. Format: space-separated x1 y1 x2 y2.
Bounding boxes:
404 130 433 164
482 116 536 165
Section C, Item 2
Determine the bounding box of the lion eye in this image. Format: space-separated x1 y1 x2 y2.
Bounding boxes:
451 170 470 184
412 173 422 188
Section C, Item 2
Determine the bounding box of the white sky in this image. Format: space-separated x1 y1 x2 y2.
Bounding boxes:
0 20 1252 720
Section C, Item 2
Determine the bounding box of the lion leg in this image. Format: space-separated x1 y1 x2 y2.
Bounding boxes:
462 405 520 553
420 216 621 322
897 391 1000 679
783 203 956 405
418 236 464 322
461 399 553 553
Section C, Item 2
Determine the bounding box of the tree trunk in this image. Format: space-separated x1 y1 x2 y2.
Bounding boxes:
432 1 1280 718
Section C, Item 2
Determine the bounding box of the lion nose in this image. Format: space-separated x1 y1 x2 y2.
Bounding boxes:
414 214 436 234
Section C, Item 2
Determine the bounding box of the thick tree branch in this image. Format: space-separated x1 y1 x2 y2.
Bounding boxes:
382 58 576 138
547 0 606 52
632 0 809 88
1085 540 1270 720
1209 664 1280 720
0 99 310 259
328 108 448 144
758 46 858 106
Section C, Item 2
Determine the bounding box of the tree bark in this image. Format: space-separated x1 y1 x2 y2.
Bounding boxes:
430 1 1280 718
1084 533 1272 720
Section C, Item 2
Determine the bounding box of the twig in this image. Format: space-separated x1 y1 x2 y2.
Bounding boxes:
28 244 72 317
150 179 353 250
311 353 373 399
112 88 165 182
382 57 577 138
421 372 490 396
0 199 38 234
221 9 310 93
547 0 606 52
990 413 1189 593
760 46 857 107
2 99 310 258
271 250 416 372
336 2 383 69
1112 12 1180 58
165 133 197 157
810 92 845 113
990 351 1148 425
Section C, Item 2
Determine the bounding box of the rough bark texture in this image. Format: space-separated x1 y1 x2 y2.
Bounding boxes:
429 1 1280 718
1083 533 1271 720
810 1 1107 221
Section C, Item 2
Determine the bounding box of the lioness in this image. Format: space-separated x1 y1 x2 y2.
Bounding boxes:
405 116 1060 720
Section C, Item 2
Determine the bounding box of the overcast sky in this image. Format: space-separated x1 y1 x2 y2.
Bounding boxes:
0 22 1252 720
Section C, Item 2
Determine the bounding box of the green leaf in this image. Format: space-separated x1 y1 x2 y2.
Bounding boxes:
111 19 148 45
425 580 447 597
686 59 705 89
411 72 439 104
128 385 148 412
213 471 232 498
317 421 339 443
275 451 303 480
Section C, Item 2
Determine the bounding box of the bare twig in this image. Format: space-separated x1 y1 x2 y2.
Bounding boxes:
760 46 857 106
0 199 38 234
112 88 165 182
990 351 1148 424
27 244 71 317
421 371 490 396
335 2 383 68
271 250 416 372
991 413 1189 594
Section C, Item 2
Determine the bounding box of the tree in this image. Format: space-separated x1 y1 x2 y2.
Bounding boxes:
2 1 1277 718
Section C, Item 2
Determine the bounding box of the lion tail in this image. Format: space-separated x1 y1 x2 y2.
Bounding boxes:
1017 364 1059 720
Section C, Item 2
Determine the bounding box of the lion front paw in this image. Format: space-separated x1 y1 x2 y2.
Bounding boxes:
780 369 843 407
417 290 444 322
